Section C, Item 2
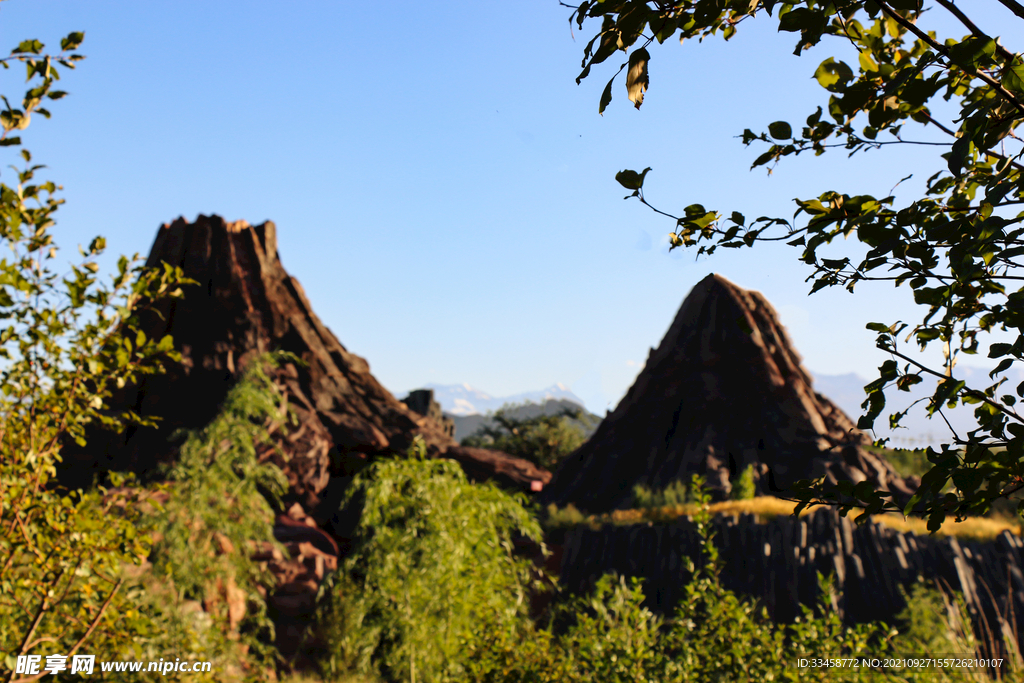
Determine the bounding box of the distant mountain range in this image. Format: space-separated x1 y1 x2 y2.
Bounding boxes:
812 365 1024 448
423 383 586 417
418 366 1019 447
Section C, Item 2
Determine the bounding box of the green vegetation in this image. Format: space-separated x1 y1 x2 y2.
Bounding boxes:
5 5 1024 682
731 464 757 501
0 26 195 679
630 468 757 508
867 445 933 480
568 1 1024 528
467 477 1003 683
460 403 595 471
315 441 545 682
632 479 689 508
143 354 295 679
0 19 292 680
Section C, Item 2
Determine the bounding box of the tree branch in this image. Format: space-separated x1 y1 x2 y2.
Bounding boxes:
934 0 1017 62
919 111 1024 171
882 345 1024 425
66 578 124 659
877 1 1024 117
995 0 1024 21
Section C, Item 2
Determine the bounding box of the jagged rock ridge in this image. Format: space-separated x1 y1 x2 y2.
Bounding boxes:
543 273 918 512
63 215 549 510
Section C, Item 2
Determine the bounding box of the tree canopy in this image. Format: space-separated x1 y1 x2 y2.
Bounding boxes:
567 0 1024 529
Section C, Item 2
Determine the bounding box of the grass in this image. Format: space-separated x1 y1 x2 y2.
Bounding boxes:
545 496 1022 542
280 676 378 683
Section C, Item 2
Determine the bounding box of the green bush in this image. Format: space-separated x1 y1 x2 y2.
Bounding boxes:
315 443 545 682
464 476 981 683
731 464 756 501
142 353 294 680
631 479 688 509
464 573 667 683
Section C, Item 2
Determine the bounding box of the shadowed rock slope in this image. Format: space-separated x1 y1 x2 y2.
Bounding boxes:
62 215 550 508
543 273 918 513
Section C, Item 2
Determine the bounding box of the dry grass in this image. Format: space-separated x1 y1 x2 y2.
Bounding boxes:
546 496 1021 542
875 513 1019 542
280 675 378 683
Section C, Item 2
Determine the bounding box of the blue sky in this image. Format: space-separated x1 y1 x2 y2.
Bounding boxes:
2 1 1016 415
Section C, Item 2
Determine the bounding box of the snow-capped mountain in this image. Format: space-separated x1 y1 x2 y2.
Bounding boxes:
423 382 586 417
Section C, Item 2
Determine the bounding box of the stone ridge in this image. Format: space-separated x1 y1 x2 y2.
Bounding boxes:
62 215 555 512
542 273 918 513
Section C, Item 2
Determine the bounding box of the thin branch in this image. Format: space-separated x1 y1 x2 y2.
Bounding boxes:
66 578 124 659
995 0 1024 21
934 0 1017 62
883 345 1024 424
921 112 1024 171
936 406 963 444
6 575 58 683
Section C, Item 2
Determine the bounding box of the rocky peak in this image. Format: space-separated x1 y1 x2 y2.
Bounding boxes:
62 215 551 513
542 273 918 512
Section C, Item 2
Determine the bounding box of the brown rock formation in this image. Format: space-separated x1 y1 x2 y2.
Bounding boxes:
61 215 548 506
402 389 456 439
542 273 918 513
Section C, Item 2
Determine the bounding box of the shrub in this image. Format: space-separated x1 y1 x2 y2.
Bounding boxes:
464 574 667 683
466 476 971 683
631 479 688 509
143 353 294 679
730 464 756 501
316 443 545 682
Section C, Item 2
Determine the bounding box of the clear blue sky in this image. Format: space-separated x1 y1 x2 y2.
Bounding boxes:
2 1 1016 415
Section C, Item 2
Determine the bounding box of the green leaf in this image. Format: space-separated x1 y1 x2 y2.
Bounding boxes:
858 50 879 73
625 47 649 110
599 73 615 115
615 167 651 190
931 378 966 412
948 134 972 176
767 121 792 140
1003 59 1024 95
12 39 44 55
60 32 85 51
813 58 853 92
778 7 816 33
952 468 983 494
948 36 996 72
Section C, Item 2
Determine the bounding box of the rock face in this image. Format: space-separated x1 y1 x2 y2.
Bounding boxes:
543 273 918 512
64 215 549 510
402 389 456 439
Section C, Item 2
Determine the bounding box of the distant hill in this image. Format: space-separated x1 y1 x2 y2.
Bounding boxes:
811 365 1024 448
424 383 587 417
449 398 602 441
